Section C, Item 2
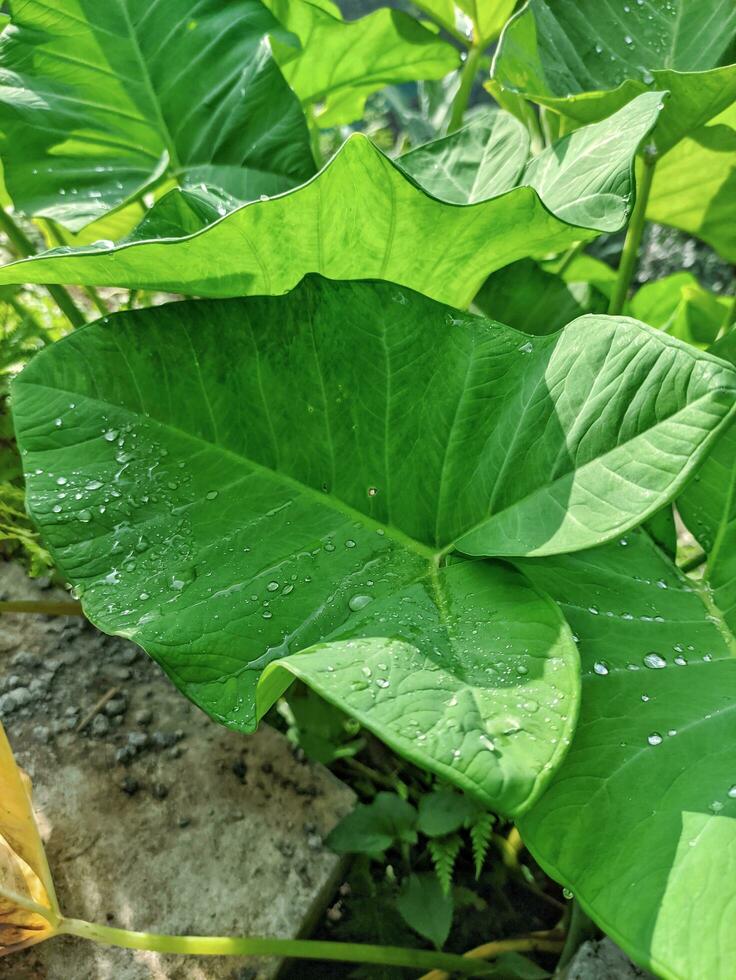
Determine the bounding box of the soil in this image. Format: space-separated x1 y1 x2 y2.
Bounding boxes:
0 560 355 980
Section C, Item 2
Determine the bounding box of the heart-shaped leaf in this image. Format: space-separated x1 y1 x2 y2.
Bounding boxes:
11 278 736 811
0 723 59 954
0 93 664 306
0 0 315 230
491 0 736 154
263 0 460 128
647 104 736 262
516 531 736 979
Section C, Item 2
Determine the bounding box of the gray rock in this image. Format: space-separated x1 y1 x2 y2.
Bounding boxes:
90 714 110 737
565 938 656 980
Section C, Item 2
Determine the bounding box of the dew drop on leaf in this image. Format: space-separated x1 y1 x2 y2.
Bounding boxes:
647 732 663 746
593 661 609 675
349 594 373 611
643 652 666 669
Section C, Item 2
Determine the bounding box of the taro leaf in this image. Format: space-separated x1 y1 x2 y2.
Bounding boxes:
473 258 608 333
398 110 530 203
11 279 736 812
647 104 736 262
263 0 459 128
0 93 664 306
490 0 736 154
0 722 59 953
327 793 418 855
516 531 736 980
0 0 315 231
456 0 517 44
629 272 731 349
678 333 736 633
396 874 453 949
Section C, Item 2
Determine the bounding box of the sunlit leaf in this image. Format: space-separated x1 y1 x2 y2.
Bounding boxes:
629 272 731 348
0 94 664 307
264 0 460 128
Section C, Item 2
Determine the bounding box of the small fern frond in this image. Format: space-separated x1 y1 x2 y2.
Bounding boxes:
428 833 462 894
469 812 494 878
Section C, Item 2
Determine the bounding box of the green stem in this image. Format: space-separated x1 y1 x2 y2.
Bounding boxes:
608 154 657 316
42 221 110 316
679 552 706 575
58 917 491 975
448 44 482 132
0 208 86 328
555 900 596 973
0 600 84 616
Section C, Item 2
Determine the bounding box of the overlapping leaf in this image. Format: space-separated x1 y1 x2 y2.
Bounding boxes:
0 94 664 306
0 0 315 230
517 532 736 980
11 278 736 811
629 272 731 349
491 0 736 154
0 723 59 954
263 0 460 128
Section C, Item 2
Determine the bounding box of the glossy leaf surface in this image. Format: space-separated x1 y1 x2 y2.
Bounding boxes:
491 0 736 153
517 532 736 980
0 94 664 306
0 0 315 230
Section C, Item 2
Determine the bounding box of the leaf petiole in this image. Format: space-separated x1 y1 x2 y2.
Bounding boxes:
608 152 657 315
58 916 495 975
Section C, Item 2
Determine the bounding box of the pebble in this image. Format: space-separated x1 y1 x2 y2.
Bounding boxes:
120 776 139 796
10 651 39 669
90 714 110 737
104 696 128 717
135 709 153 726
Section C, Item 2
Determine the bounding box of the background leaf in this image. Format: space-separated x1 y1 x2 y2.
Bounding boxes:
326 793 417 856
264 0 460 128
0 0 315 229
396 874 453 949
516 531 736 980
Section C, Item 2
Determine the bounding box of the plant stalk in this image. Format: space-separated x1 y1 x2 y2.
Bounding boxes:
448 44 482 132
418 934 565 980
58 917 492 975
0 208 87 328
555 899 596 973
0 599 84 616
608 154 657 316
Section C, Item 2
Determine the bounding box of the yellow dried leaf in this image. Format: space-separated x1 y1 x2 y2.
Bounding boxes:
0 721 59 955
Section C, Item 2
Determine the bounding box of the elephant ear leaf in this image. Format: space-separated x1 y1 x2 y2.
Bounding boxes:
0 723 59 954
491 0 736 154
516 531 736 980
0 0 315 230
0 93 664 307
10 278 736 814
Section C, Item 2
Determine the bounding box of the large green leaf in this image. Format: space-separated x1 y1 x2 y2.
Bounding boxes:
0 93 664 305
516 531 736 979
647 105 736 262
678 333 736 633
490 0 736 154
12 277 595 814
416 1 517 45
263 0 460 128
0 0 315 230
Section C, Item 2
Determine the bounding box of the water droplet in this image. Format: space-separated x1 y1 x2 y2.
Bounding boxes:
643 652 666 669
345 539 356 548
375 678 390 689
711 800 724 813
562 888 574 900
647 732 663 746
349 594 373 611
367 487 378 497
52 504 62 514
641 694 650 702
267 581 279 592
593 661 609 675
93 239 115 250
594 42 603 53
588 605 599 615
624 34 633 45
85 480 103 490
324 542 335 552
78 509 92 522
728 786 736 799
518 341 533 354
103 429 119 442
674 655 687 666
205 490 218 500
56 477 68 486
262 610 273 619
515 664 528 675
